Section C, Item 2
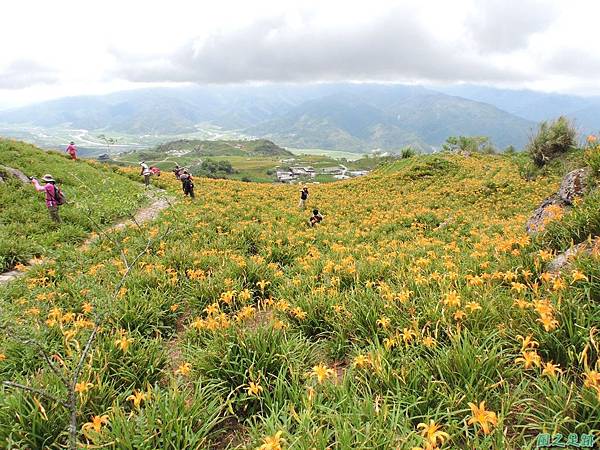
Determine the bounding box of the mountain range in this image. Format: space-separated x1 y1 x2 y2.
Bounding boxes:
0 83 595 152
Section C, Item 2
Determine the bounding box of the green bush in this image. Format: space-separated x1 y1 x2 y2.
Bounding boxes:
527 116 577 167
401 147 416 159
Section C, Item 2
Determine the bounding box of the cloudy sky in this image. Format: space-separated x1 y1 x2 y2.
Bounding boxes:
0 0 598 108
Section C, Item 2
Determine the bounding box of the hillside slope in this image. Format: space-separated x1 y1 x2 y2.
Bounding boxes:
1 151 599 448
153 139 293 157
0 139 149 271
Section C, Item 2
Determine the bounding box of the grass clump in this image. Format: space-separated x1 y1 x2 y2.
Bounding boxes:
528 116 577 167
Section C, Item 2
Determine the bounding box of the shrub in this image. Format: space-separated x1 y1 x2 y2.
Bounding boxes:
527 116 576 167
401 147 416 159
442 136 496 154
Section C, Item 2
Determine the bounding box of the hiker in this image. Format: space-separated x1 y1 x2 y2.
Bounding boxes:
173 164 183 180
31 174 65 223
308 209 323 227
140 161 151 187
298 186 309 209
65 141 77 160
150 166 161 177
180 170 195 198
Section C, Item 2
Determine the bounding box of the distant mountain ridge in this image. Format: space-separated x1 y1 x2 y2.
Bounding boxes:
0 83 553 151
435 85 600 135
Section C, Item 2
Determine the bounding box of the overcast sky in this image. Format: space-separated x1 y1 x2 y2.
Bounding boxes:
0 0 598 108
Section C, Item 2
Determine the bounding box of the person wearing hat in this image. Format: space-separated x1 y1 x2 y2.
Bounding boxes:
140 161 151 187
65 141 78 160
31 174 63 223
298 186 309 209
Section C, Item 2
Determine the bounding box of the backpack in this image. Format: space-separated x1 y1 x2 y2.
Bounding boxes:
53 185 67 206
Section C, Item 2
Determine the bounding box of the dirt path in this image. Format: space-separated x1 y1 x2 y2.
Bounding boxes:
0 189 175 286
82 191 175 245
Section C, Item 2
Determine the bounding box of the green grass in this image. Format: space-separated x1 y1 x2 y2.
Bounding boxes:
2 145 600 449
0 139 147 271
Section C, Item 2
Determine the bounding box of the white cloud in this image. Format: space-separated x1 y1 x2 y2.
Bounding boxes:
1 0 600 102
0 60 59 89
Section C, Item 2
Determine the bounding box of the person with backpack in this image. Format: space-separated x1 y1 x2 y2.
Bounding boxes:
180 170 195 198
173 164 183 180
140 161 151 187
31 174 65 223
65 141 78 160
308 209 323 227
298 186 309 209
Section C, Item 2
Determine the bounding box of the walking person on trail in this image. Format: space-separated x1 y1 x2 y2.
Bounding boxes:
140 161 151 187
298 186 309 209
180 170 195 198
308 209 323 227
173 164 183 180
31 174 65 223
65 141 77 160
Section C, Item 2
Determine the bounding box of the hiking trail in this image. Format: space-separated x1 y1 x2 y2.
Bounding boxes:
0 188 175 286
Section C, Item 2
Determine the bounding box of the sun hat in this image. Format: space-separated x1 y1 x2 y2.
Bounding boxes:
42 174 55 182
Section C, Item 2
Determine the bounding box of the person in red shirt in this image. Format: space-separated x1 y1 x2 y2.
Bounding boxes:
66 141 77 160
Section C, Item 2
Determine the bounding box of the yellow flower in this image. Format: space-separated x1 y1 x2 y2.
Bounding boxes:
353 354 370 368
583 370 600 389
376 316 391 329
247 381 264 397
0 353 6 362
516 335 539 351
204 302 220 316
541 361 562 378
515 350 541 369
400 327 417 344
537 314 559 332
170 303 179 312
453 310 467 321
257 280 271 292
465 301 482 312
114 334 134 352
422 335 437 348
571 270 588 283
309 363 335 384
82 414 109 434
257 430 284 450
82 302 93 314
467 401 498 435
75 382 93 397
291 307 307 320
442 291 461 308
175 362 192 376
417 419 450 447
127 390 147 408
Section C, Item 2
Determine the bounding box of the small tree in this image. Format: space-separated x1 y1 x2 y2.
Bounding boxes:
442 136 496 154
527 116 576 167
97 134 117 154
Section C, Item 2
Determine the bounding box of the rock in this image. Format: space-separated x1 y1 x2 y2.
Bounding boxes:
558 168 590 205
547 237 600 273
526 194 566 234
0 164 30 184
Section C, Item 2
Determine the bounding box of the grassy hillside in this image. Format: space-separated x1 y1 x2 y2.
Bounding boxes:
0 139 148 271
152 139 293 157
1 150 599 448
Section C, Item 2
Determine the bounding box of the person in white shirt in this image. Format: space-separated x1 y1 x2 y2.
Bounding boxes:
140 161 151 187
